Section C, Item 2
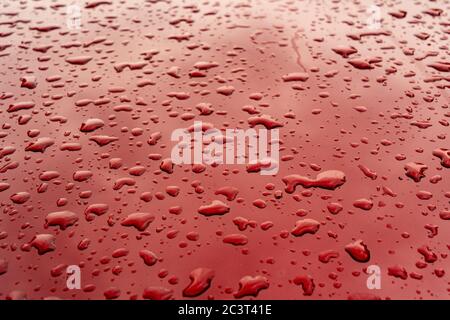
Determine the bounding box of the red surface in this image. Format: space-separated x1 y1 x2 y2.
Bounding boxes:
0 0 449 300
